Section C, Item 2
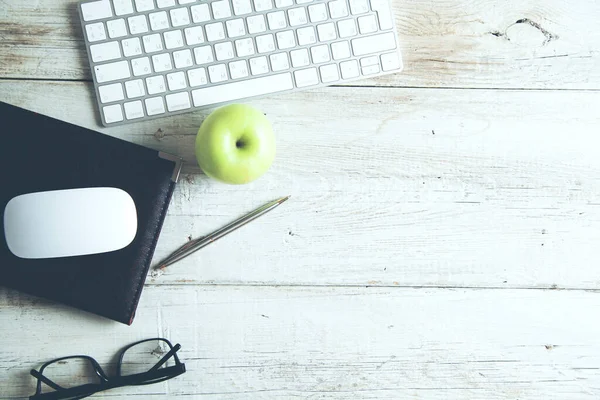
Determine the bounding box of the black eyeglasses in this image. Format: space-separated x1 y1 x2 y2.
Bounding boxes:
29 338 186 400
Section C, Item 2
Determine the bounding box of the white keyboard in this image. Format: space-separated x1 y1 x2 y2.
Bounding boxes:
79 0 403 126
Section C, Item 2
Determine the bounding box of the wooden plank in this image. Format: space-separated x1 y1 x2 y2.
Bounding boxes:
2 80 600 289
1 0 600 89
1 286 599 398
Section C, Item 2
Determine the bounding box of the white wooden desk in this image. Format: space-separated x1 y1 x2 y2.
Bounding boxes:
2 1 600 398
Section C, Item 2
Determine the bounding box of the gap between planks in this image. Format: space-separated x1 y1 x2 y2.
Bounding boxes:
141 283 600 291
2 77 600 93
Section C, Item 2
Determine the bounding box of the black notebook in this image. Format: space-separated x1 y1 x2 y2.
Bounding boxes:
0 102 182 325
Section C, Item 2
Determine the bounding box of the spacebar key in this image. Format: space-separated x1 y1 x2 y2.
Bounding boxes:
192 73 294 107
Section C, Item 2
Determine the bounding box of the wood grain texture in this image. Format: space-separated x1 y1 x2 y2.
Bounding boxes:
1 80 599 289
1 0 600 88
3 2 600 398
1 286 599 399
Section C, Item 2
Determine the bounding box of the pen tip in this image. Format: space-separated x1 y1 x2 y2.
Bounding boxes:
279 195 291 203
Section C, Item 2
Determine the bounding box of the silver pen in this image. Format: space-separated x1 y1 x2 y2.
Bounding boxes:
154 196 290 271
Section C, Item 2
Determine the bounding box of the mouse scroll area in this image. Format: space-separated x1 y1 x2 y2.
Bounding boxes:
3 187 138 259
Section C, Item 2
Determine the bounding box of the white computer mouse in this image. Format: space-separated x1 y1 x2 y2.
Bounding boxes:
3 187 137 259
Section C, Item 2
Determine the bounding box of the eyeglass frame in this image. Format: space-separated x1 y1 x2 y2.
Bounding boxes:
29 338 186 400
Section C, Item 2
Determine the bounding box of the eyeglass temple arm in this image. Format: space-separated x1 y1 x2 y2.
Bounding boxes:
148 343 181 372
30 369 63 391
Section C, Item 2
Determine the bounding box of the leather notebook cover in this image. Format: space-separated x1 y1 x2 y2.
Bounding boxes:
0 102 182 325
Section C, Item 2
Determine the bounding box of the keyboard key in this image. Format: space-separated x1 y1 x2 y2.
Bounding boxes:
103 104 123 123
145 97 166 115
208 64 228 82
331 40 350 59
125 79 146 98
143 34 164 52
349 0 368 14
338 19 357 38
98 82 124 103
81 1 113 22
205 22 226 41
362 63 380 75
152 53 173 72
188 67 208 86
131 56 152 76
235 38 255 57
149 11 170 30
94 60 130 83
340 59 359 78
229 60 249 79
317 23 336 41
249 56 269 75
215 42 235 60
85 22 106 42
113 0 134 15
184 26 204 45
233 0 253 15
179 0 196 4
360 55 379 67
370 0 393 30
267 11 287 30
164 30 185 49
290 48 309 67
297 0 313 4
191 4 211 22
319 63 339 82
146 75 167 94
191 73 293 107
310 44 330 63
381 51 401 71
107 19 128 38
166 92 192 111
270 52 289 71
328 0 348 18
276 30 295 49
124 100 145 119
351 31 395 56
122 37 142 57
275 0 293 7
297 26 316 45
256 34 276 53
212 0 232 19
254 0 273 12
173 49 194 68
308 3 327 22
157 0 176 7
194 45 214 64
247 15 266 34
170 8 191 27
135 0 154 12
90 41 122 62
358 15 377 34
287 7 307 26
294 67 319 87
128 15 148 34
226 19 246 38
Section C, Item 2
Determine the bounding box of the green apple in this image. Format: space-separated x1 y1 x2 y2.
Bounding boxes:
195 104 276 185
